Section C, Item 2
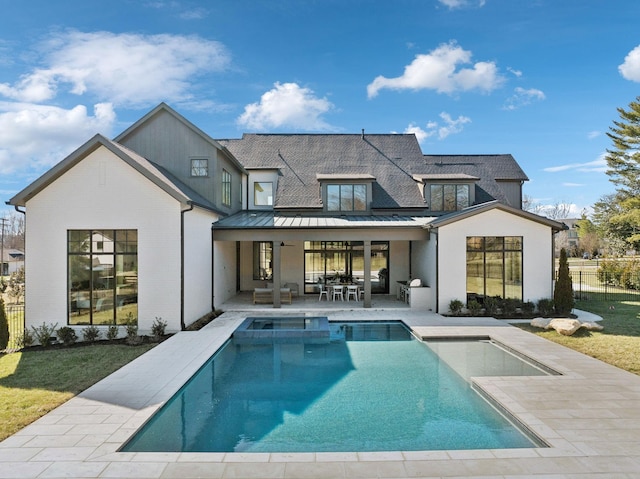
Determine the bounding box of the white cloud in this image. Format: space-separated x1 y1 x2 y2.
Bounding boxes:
543 156 607 173
619 45 640 82
507 67 522 77
405 112 471 143
367 42 504 98
587 130 601 140
0 102 116 174
503 87 545 110
237 82 334 131
438 0 486 9
0 30 230 107
562 182 585 187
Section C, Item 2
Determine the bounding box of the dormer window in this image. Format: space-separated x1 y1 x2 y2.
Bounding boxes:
327 184 367 211
317 173 375 213
413 173 478 212
430 184 470 211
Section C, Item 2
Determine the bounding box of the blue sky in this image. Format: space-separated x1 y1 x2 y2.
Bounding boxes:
1 0 640 219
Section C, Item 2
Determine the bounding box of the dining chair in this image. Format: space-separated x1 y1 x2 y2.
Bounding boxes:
346 285 358 301
318 284 329 301
332 284 344 301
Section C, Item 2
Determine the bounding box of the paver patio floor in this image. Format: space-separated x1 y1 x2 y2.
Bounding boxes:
2 309 640 478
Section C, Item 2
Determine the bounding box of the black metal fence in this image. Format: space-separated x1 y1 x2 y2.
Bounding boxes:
4 303 25 351
571 270 640 301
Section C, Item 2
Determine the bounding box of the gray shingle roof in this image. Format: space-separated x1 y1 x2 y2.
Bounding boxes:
218 135 528 211
218 134 428 210
421 154 528 205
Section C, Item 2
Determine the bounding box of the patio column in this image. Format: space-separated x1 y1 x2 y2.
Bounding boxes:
272 241 282 308
363 240 371 308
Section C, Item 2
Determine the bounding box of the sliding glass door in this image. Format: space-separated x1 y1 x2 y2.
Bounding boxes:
303 241 389 294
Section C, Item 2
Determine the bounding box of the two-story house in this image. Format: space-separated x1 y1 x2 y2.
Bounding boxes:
8 103 564 334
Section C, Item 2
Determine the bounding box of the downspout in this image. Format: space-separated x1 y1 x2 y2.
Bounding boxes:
180 202 194 331
211 225 215 313
427 227 439 314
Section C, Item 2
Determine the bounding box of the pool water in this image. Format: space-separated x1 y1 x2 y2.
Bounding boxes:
123 322 546 452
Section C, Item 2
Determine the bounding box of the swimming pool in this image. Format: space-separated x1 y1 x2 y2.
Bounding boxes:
122 321 549 453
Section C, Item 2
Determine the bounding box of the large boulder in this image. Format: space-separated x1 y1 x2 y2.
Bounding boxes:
531 317 551 329
548 318 583 336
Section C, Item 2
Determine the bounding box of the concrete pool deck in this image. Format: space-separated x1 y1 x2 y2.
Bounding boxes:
2 310 640 478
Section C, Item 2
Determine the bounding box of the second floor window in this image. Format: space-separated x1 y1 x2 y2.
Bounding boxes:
221 169 231 206
191 159 208 177
254 182 273 206
429 184 470 211
327 184 367 211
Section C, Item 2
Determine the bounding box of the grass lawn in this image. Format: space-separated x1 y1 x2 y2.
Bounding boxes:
0 342 154 442
516 293 640 375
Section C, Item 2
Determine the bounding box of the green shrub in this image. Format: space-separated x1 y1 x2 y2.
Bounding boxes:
554 248 574 315
82 325 101 343
31 322 58 347
151 317 167 341
483 296 500 316
448 299 464 315
467 299 482 316
17 328 34 349
502 298 521 316
106 325 119 341
125 316 142 346
0 297 9 350
521 301 536 315
536 298 554 317
57 326 77 346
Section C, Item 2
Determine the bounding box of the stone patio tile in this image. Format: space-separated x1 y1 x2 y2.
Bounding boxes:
401 450 450 461
178 452 226 462
403 459 474 477
22 434 85 448
270 453 315 462
131 452 180 462
356 451 404 462
0 461 51 479
39 460 108 478
0 435 32 448
314 452 358 462
282 462 342 479
223 453 271 463
344 460 407 478
161 461 226 478
13 424 74 436
31 446 96 462
66 423 121 436
56 414 111 425
101 461 168 478
223 462 286 478
0 447 42 462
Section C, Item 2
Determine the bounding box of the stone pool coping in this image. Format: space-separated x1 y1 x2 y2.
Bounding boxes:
2 309 640 478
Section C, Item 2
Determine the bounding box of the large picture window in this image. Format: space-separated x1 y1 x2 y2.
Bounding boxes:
253 242 273 280
466 236 522 303
430 184 469 211
326 184 367 211
68 230 138 325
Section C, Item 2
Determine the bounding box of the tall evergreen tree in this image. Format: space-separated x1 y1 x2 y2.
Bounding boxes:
554 248 574 315
595 97 640 250
606 96 640 196
0 297 9 351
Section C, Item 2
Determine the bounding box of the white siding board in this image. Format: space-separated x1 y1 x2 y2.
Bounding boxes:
25 145 183 334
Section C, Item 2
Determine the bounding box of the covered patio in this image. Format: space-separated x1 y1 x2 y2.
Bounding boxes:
212 211 433 310
219 291 410 311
